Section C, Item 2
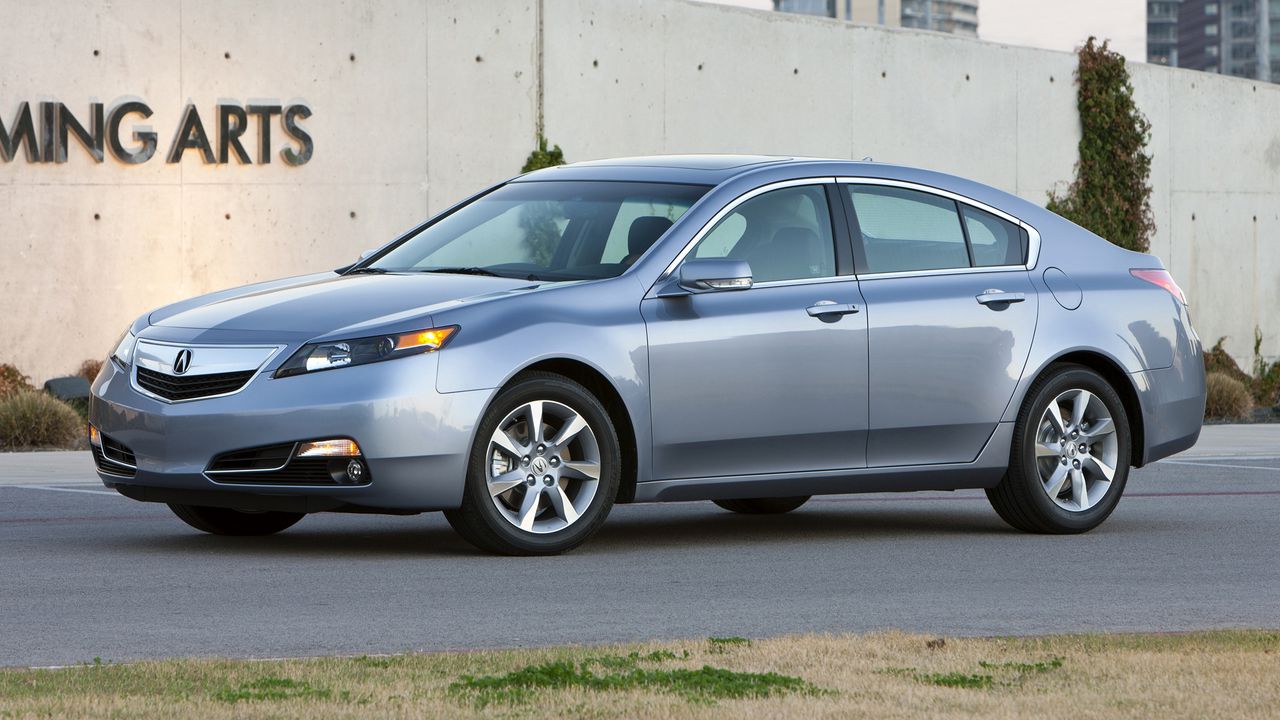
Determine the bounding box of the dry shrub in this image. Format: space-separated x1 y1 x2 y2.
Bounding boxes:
1204 372 1252 421
0 390 85 449
1204 338 1251 384
77 359 104 385
0 363 33 398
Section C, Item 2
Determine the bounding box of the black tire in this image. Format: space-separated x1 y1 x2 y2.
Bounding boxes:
167 504 304 536
986 364 1131 534
713 496 811 514
444 372 621 556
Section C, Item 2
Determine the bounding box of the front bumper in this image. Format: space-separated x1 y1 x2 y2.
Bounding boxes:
90 352 492 511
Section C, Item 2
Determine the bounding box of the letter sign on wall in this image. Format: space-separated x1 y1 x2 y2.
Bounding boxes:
0 99 313 166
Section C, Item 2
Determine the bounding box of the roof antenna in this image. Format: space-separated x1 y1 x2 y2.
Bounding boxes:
861 156 874 162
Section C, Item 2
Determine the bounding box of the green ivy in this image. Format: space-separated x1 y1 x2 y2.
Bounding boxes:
1047 37 1154 253
521 135 565 173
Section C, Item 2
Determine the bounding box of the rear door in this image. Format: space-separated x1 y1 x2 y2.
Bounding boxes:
837 180 1038 467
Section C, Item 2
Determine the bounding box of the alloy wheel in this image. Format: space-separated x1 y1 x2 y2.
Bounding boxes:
486 399 602 534
1034 388 1119 512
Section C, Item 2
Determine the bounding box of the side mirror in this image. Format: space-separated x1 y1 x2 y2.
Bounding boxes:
658 258 753 297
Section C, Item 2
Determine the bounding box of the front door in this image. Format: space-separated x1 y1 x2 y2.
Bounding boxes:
839 181 1038 467
642 182 870 480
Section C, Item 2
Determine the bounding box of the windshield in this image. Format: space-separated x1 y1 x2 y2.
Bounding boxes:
367 181 710 281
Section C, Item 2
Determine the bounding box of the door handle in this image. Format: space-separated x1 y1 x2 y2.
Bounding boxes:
975 289 1025 306
806 300 860 317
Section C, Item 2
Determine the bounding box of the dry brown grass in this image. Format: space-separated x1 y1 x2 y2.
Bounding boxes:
0 631 1277 719
1205 371 1253 420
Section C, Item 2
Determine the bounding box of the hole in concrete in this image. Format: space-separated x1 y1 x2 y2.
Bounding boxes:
224 213 231 220
93 213 100 221
592 59 598 68
1253 215 1257 222
881 71 886 78
965 73 970 81
1050 75 1054 82
697 63 703 71
224 51 230 59
93 49 100 57
793 68 799 75
475 55 483 62
1191 213 1196 221
350 53 356 62
350 211 357 219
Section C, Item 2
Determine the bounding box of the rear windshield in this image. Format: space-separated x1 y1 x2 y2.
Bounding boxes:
369 181 711 281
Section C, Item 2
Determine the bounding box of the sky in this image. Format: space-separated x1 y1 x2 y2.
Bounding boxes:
695 0 1148 63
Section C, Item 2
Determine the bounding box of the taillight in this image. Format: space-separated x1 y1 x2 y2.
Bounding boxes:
1131 268 1187 305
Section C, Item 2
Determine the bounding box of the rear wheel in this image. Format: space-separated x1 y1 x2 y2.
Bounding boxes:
987 364 1131 533
713 496 810 514
168 504 304 536
444 372 621 555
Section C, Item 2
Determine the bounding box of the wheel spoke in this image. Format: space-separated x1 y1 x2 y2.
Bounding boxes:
551 412 589 448
1043 463 1070 498
488 469 526 497
491 429 525 459
1082 417 1114 439
1084 454 1116 482
1036 441 1061 458
517 487 541 531
561 460 601 482
1071 390 1093 428
546 484 580 525
1071 468 1089 510
1043 403 1068 436
525 401 545 445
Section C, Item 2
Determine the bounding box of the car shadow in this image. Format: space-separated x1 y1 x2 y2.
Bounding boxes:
86 501 1016 558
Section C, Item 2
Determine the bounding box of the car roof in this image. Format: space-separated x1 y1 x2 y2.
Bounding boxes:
515 154 1050 229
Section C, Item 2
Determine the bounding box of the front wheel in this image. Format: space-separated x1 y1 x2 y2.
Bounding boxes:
168 504 304 536
444 372 621 555
987 364 1131 534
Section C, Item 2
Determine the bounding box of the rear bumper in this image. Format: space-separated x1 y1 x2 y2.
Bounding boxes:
1133 353 1206 466
89 353 492 511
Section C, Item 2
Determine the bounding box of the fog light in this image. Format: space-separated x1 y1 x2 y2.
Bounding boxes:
344 459 365 483
296 439 361 458
89 426 102 447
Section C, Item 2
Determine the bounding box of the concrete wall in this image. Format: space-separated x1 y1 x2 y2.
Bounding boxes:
1 0 1277 383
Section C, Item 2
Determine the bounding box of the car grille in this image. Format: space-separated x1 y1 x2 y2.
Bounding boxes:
136 366 256 401
93 434 137 478
206 443 369 485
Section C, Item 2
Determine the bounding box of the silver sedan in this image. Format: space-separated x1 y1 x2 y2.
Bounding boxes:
90 155 1206 554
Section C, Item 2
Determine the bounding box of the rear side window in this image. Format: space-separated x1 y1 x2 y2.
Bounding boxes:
846 185 1027 273
847 186 968 273
961 205 1027 267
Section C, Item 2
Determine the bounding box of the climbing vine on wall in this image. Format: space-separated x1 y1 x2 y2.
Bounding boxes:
1047 37 1154 253
519 136 567 265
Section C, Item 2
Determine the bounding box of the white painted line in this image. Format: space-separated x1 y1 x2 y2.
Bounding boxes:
1161 460 1280 472
1173 455 1280 462
9 485 120 497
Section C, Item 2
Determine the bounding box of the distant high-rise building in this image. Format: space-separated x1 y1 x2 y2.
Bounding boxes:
901 0 979 37
772 0 902 25
1148 0 1182 66
1148 0 1277 82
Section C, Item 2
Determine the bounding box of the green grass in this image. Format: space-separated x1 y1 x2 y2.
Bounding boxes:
214 677 332 703
449 649 820 707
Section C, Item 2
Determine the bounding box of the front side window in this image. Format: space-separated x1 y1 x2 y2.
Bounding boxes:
687 185 836 283
370 181 708 281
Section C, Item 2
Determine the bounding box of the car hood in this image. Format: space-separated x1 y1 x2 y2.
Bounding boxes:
149 272 539 338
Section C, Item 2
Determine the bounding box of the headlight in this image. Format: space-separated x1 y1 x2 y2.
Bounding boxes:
274 326 457 378
110 330 138 368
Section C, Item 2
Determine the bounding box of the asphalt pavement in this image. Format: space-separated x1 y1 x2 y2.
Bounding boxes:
1 425 1277 668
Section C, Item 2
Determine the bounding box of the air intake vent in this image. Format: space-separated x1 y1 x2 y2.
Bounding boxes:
136 366 255 401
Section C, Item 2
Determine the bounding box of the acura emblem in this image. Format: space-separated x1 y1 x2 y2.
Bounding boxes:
172 349 193 375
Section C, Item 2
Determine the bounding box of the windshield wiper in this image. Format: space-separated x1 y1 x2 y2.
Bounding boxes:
416 267 505 278
345 267 389 275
